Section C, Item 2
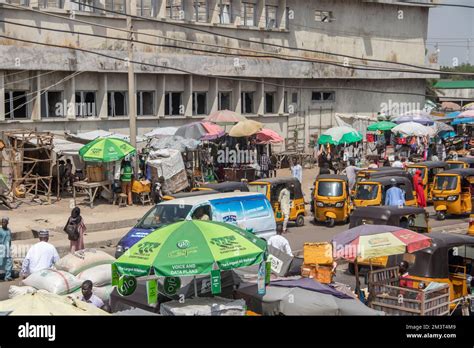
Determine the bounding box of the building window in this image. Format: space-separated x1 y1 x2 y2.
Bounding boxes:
38 0 64 8
218 92 231 110
192 92 207 115
4 91 28 119
241 92 254 114
41 91 63 118
218 0 231 24
7 0 29 6
165 92 183 116
193 0 208 22
314 10 333 23
265 5 277 29
137 91 155 116
265 92 275 114
241 2 255 27
312 91 335 102
137 0 155 16
107 91 127 116
285 7 290 30
291 92 298 104
105 0 125 13
76 91 97 117
283 91 288 113
75 0 95 11
167 0 184 20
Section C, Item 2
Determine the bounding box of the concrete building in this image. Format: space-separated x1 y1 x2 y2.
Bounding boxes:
435 80 474 107
0 0 438 151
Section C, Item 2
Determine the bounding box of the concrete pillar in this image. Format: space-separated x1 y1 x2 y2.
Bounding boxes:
277 0 286 29
276 79 284 115
256 0 265 29
0 72 4 122
184 0 194 21
156 74 166 117
30 71 41 121
97 73 108 119
232 80 241 114
233 0 242 25
208 78 218 114
65 75 76 119
130 0 137 15
209 0 219 23
157 0 167 18
256 78 264 115
184 75 193 117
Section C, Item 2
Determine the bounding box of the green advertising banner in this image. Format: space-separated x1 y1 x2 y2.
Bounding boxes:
210 269 221 295
146 279 158 305
111 264 119 286
163 276 181 296
117 275 137 297
265 261 271 285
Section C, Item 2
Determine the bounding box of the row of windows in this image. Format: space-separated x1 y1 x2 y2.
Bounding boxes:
7 0 288 30
3 89 335 119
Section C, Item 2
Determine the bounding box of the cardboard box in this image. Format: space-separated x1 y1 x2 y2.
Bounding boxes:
303 242 333 265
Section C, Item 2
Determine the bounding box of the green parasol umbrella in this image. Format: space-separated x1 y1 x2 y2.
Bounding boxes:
367 121 397 132
79 137 136 162
113 220 267 278
318 126 362 145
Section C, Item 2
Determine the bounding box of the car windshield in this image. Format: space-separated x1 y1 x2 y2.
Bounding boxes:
137 204 192 229
355 184 378 200
318 181 343 197
249 184 268 196
435 176 458 190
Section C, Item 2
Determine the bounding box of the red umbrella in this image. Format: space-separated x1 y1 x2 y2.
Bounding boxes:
256 128 284 144
201 122 225 140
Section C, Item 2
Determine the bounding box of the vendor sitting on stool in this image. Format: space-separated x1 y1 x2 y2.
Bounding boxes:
120 160 133 206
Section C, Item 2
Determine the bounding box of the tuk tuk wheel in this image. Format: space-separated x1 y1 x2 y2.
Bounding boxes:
326 217 335 228
436 211 446 221
296 214 305 227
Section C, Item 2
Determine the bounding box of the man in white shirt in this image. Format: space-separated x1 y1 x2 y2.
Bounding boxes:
392 156 404 168
268 227 293 257
278 187 291 233
290 160 303 183
80 280 105 309
20 230 60 278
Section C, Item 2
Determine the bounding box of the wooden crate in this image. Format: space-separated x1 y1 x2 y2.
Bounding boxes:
303 242 333 265
86 166 104 182
300 264 334 284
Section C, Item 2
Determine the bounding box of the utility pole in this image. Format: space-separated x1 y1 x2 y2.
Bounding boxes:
468 39 471 65
127 0 137 151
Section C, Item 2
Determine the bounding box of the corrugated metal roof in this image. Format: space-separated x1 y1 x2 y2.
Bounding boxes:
434 80 474 89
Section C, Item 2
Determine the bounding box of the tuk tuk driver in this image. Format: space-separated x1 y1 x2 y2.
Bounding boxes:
385 178 406 207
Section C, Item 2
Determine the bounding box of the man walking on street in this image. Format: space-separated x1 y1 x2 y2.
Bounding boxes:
342 158 361 191
291 159 303 183
268 225 293 257
120 160 134 205
0 217 13 281
278 187 291 233
20 230 59 278
385 178 406 207
259 153 270 179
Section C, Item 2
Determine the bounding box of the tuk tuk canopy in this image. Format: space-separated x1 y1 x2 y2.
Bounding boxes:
349 206 427 228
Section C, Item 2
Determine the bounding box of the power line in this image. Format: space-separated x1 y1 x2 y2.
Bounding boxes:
406 1 474 9
0 32 465 101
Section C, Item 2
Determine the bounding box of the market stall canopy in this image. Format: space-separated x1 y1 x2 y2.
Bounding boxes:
70 130 146 144
21 137 83 156
392 113 434 126
459 110 474 118
431 121 454 134
0 291 108 315
201 122 225 140
391 122 430 137
204 109 247 124
113 220 267 278
367 121 397 132
446 111 461 118
229 119 263 137
462 102 474 110
144 127 178 138
175 122 207 140
441 102 461 111
318 126 362 145
256 128 284 144
331 224 432 260
452 117 474 126
148 135 200 152
79 137 136 162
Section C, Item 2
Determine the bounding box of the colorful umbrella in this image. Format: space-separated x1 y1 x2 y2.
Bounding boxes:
459 110 474 118
318 126 362 145
392 114 434 126
452 117 474 126
205 110 247 124
256 128 284 144
462 102 474 110
113 220 267 278
79 137 136 162
367 121 397 132
441 102 461 111
391 122 430 137
175 122 207 140
229 120 263 137
445 111 461 119
201 122 225 140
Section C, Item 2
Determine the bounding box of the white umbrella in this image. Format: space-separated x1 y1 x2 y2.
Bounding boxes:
145 127 178 138
391 122 430 137
318 126 362 145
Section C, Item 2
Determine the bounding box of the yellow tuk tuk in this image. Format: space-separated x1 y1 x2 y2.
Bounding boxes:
446 157 474 170
432 168 474 220
248 177 306 227
406 161 448 203
312 174 351 227
353 176 417 208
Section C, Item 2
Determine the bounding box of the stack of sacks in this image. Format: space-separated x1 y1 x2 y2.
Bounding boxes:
15 249 116 301
56 249 116 303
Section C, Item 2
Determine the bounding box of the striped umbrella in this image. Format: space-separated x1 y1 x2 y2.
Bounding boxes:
79 137 136 162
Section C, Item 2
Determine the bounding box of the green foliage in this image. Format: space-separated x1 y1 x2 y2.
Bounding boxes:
441 64 474 80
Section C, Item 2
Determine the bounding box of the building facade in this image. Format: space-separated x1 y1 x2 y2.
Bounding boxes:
0 0 437 151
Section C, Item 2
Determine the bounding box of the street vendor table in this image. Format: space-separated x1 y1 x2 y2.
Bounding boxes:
224 168 256 182
73 180 112 208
